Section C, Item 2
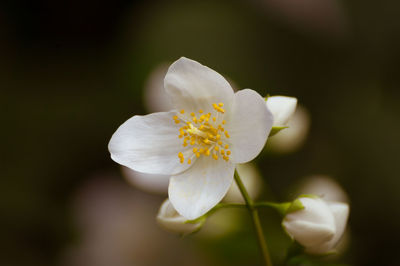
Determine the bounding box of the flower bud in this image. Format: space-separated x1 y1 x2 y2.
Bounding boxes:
282 196 349 254
266 96 297 126
157 199 203 234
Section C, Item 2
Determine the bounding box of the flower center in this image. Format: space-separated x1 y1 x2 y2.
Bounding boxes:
173 103 231 164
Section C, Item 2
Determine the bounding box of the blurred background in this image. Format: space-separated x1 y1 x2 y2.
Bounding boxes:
2 0 400 265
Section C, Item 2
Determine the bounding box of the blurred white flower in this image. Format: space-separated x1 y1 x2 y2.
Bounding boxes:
109 57 273 219
282 196 349 254
143 63 173 113
122 166 169 195
224 163 263 203
267 105 310 153
60 176 207 266
266 96 297 127
297 175 349 203
157 199 203 234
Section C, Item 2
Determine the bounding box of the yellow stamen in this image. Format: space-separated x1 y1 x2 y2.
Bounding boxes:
225 144 229 149
199 109 204 113
227 150 231 155
180 109 185 114
188 159 191 164
213 154 218 160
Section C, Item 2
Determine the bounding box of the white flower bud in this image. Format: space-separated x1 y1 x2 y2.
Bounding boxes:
157 199 203 234
267 105 310 153
282 196 349 254
266 96 297 126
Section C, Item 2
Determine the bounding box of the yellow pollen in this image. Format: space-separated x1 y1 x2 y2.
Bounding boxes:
176 103 232 163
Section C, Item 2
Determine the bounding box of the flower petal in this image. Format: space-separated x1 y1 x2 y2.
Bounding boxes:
226 89 273 163
109 111 193 175
306 202 349 254
283 220 336 247
157 199 203 234
168 156 235 220
164 57 234 114
266 96 297 126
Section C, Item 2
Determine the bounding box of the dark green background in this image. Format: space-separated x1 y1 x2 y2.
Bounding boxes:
2 0 400 265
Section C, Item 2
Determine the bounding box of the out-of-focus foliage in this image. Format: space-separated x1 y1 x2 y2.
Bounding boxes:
1 0 400 265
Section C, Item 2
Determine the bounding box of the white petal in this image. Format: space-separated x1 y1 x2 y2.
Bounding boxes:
164 57 234 114
226 89 273 163
283 220 335 247
168 156 235 220
157 199 202 234
122 166 169 195
109 111 193 175
266 96 297 126
306 202 349 254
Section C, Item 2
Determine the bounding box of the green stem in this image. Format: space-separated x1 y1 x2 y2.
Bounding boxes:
234 169 273 266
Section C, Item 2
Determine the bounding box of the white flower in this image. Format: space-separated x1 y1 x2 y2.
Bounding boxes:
109 57 273 219
267 105 310 153
122 166 169 195
266 95 297 127
157 199 203 234
143 63 173 113
297 175 349 203
282 196 349 254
